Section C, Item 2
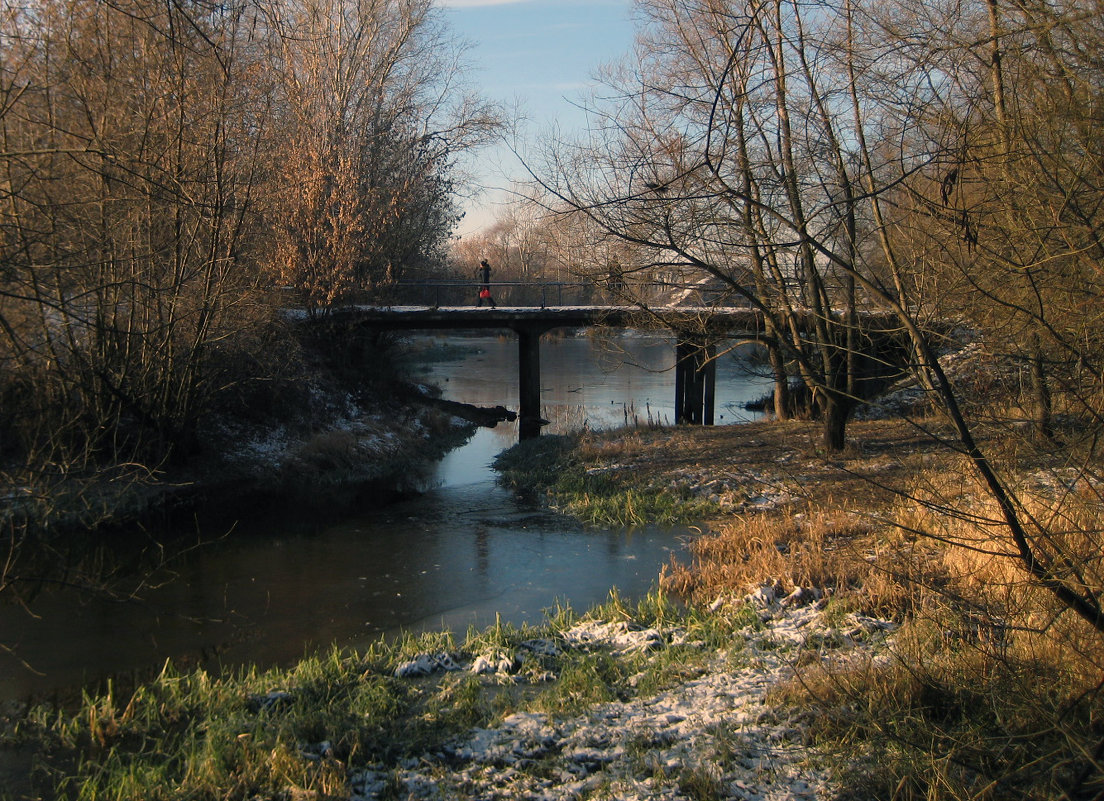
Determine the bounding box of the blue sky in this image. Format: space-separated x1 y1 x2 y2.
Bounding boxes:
440 0 637 235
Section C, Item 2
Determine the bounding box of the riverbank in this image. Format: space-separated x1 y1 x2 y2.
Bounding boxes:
490 416 1104 800
0 376 498 594
493 418 942 528
3 414 969 800
2 325 532 546
2 418 903 800
168 383 490 520
7 374 1104 799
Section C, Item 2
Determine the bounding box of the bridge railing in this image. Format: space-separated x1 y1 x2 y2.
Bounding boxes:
384 279 750 308
385 280 596 308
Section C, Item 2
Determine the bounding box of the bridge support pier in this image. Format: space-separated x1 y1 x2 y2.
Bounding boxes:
674 338 717 425
517 328 544 440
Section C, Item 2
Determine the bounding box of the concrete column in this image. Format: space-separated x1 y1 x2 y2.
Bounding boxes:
701 345 717 425
517 328 543 439
674 339 692 423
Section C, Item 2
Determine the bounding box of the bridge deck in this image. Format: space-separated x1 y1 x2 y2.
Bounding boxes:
323 304 768 334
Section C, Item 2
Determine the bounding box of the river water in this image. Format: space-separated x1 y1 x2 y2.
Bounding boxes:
0 331 771 702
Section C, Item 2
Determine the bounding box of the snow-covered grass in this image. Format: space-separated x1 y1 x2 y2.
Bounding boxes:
354 588 894 801
209 389 476 502
12 587 896 801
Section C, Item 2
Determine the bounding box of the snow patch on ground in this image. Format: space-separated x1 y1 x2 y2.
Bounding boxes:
355 592 897 800
223 425 292 469
213 394 472 487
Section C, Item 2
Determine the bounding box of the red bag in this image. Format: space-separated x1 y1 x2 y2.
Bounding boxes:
479 288 491 299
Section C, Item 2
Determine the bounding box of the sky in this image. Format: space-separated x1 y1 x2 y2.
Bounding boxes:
439 0 637 236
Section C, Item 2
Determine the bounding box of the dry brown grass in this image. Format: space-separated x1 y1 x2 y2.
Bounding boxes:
761 447 1104 800
660 508 930 620
892 453 1104 653
633 418 954 620
575 415 1104 798
772 600 1104 798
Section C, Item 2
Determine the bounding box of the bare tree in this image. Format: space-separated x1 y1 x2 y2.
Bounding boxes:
533 0 1104 654
887 0 1104 439
0 0 274 463
263 0 501 316
535 0 919 450
0 0 502 464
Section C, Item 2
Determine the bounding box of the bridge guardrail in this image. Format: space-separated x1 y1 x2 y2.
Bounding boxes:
385 280 750 309
282 279 755 310
388 281 584 308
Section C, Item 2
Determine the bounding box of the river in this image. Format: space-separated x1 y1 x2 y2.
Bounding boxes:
0 331 771 703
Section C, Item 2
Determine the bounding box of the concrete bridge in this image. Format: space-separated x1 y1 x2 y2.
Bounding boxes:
318 296 771 439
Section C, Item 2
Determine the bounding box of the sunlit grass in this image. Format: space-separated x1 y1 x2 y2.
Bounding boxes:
494 433 722 526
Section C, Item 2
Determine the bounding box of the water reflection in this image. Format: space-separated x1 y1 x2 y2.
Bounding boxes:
412 329 771 437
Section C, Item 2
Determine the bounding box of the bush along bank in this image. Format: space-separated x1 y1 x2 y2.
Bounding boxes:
189 385 479 520
1 326 480 543
2 376 480 563
6 588 898 801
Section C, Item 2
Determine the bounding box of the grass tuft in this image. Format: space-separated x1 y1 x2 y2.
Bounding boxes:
494 433 722 526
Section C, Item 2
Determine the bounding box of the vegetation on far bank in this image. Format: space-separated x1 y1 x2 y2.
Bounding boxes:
493 433 722 527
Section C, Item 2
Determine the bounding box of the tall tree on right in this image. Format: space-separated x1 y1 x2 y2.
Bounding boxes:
537 0 1104 635
883 0 1104 439
539 0 921 451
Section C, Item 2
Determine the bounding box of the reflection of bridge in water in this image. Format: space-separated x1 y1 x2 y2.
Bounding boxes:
319 281 771 439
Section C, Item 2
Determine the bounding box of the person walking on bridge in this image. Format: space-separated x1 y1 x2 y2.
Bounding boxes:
477 259 496 308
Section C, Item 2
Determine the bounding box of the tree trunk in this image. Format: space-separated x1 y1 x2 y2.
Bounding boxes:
769 343 791 419
1031 346 1053 439
822 394 851 453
